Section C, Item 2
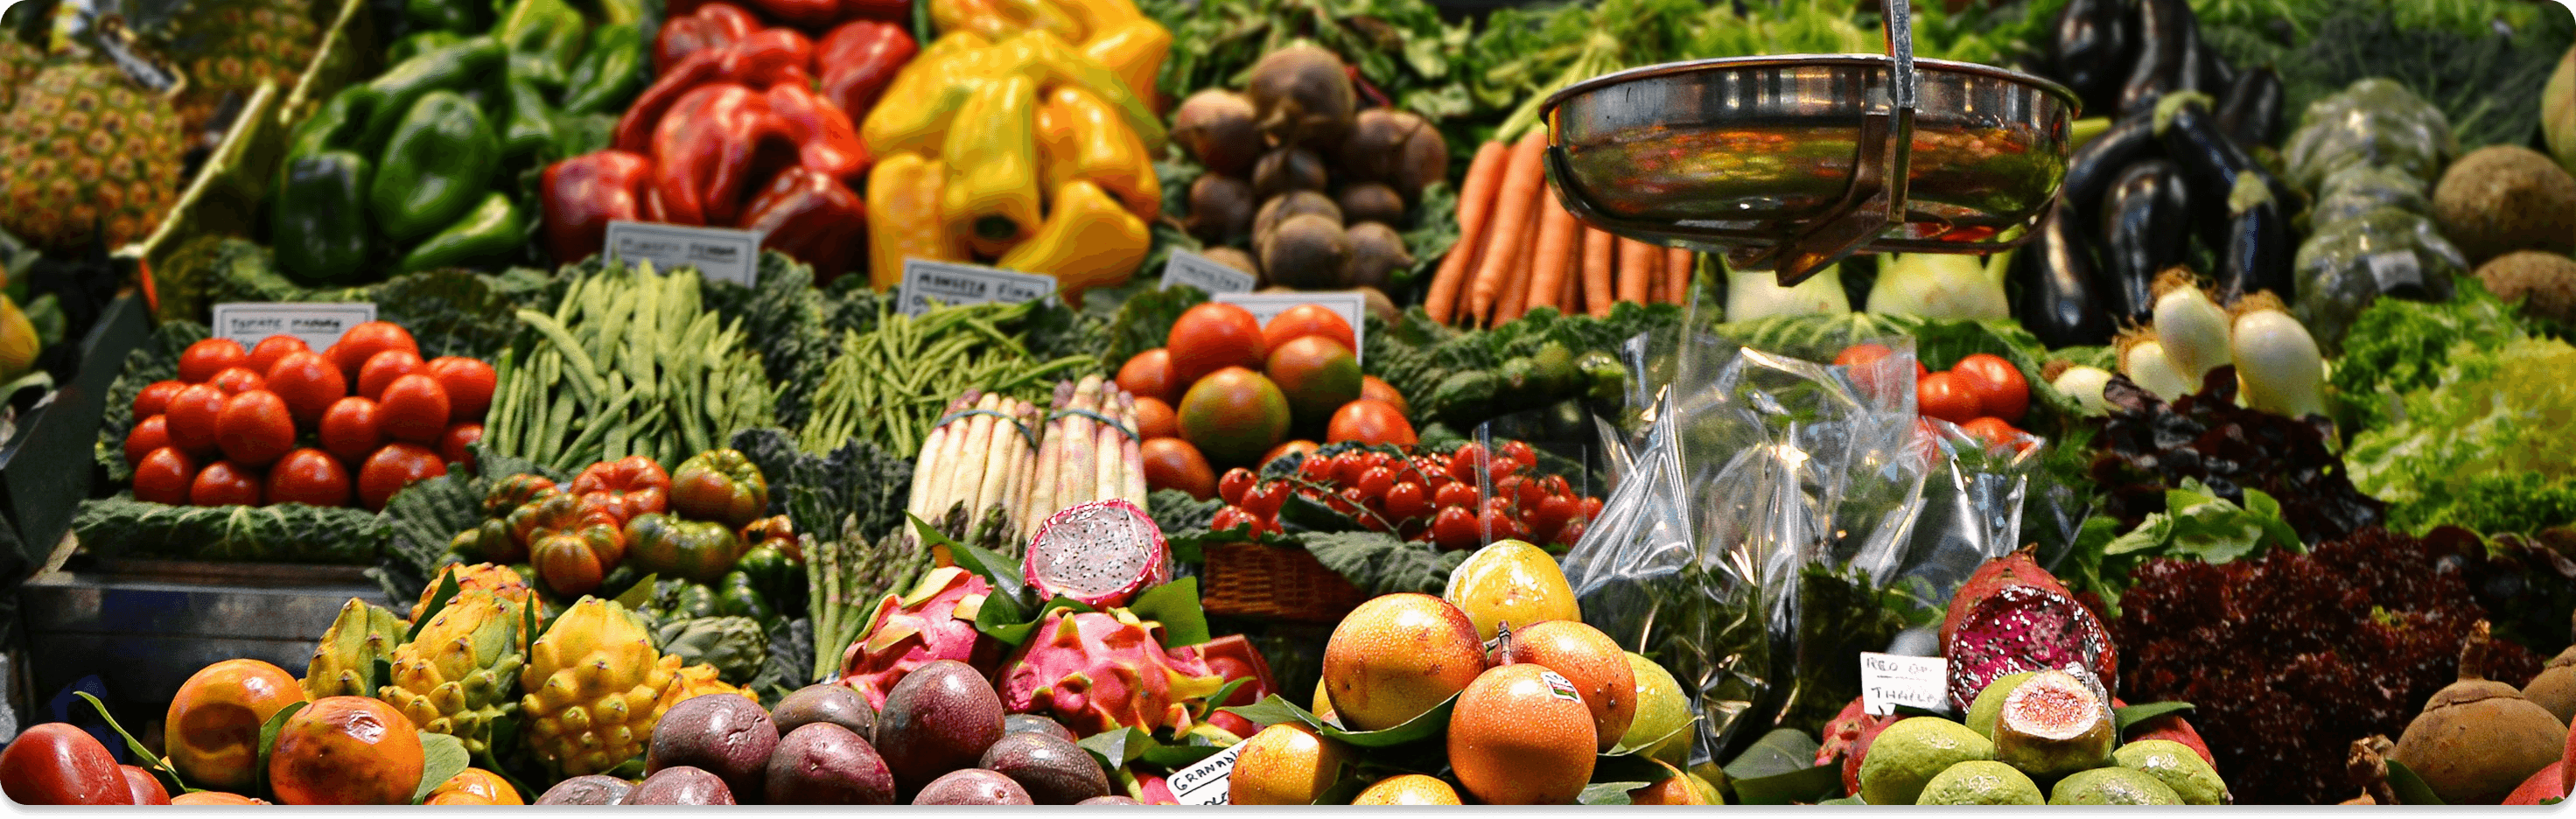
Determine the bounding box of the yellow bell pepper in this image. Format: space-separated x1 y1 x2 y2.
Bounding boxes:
1035 84 1159 221
1079 18 1170 110
996 31 1166 151
998 179 1149 304
941 71 1044 258
866 152 968 290
859 32 991 158
1044 0 1141 43
933 0 1083 45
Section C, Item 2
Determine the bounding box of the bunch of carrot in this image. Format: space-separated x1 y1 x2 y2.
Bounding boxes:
1424 130 1697 327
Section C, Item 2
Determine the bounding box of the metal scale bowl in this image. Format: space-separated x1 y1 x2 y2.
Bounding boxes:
1538 0 2080 284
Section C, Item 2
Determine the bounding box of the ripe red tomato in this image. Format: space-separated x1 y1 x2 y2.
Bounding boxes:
439 424 483 469
1209 507 1259 535
1835 342 1929 402
133 380 186 420
190 460 263 507
1140 438 1217 500
1431 505 1480 550
1166 303 1267 388
122 415 172 469
1259 304 1356 354
132 447 197 505
1260 439 1318 467
1116 348 1180 405
1384 481 1432 521
1915 372 1984 424
214 390 295 466
318 397 385 466
1240 480 1288 519
424 357 496 422
356 443 446 511
376 374 452 444
1478 505 1527 543
206 367 265 396
1433 480 1478 509
1960 416 2031 452
1446 443 1486 482
263 351 346 429
1326 400 1416 446
246 335 309 377
1529 495 1581 543
1499 440 1537 472
0 723 135 805
1133 396 1179 440
163 383 228 457
1354 466 1396 500
326 322 419 379
178 339 248 384
265 448 351 508
1217 467 1256 506
355 349 425 401
1949 354 2030 424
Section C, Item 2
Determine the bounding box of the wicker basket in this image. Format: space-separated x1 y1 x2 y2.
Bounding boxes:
1200 542 1366 623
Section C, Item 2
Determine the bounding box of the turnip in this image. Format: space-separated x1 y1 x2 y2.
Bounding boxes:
2043 360 2117 416
2228 292 2327 419
2118 331 2196 400
1726 264 1849 320
2150 270 2232 383
1866 253 2010 320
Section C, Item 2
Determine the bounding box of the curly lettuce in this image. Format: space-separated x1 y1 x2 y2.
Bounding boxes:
2348 337 2576 535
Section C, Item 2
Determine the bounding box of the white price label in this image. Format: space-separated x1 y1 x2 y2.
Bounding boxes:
1858 652 1950 717
1161 249 1258 294
898 260 1058 316
604 220 763 286
209 303 376 349
1166 742 1242 806
1213 291 1368 364
2364 251 2425 294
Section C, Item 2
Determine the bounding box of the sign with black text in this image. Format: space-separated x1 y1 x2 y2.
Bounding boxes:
1166 741 1242 806
899 260 1057 316
1159 249 1257 294
1858 652 1950 717
604 220 762 286
209 303 376 349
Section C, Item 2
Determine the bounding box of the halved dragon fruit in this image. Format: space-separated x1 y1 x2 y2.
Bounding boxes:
839 566 1002 710
1024 500 1170 608
1167 634 1277 738
994 609 1224 737
1942 577 2119 714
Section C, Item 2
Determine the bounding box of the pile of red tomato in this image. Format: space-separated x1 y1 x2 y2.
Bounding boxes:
1206 439 1601 550
122 322 497 511
1833 343 2034 450
1122 303 1417 500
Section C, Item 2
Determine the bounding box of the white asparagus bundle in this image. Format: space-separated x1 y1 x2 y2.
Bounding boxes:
1118 388 1146 504
1015 376 1157 542
905 389 1040 550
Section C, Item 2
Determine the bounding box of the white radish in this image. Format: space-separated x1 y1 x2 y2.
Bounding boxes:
2049 365 2117 416
2229 295 2327 419
2122 336 2195 400
2150 271 2232 383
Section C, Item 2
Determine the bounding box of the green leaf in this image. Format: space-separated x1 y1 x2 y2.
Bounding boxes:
976 596 1093 645
1577 782 1647 804
2113 702 2195 732
2103 513 2172 556
917 513 1026 601
1719 728 1822 781
1726 762 1843 805
407 570 467 642
1605 718 1697 757
1140 744 1223 769
2385 759 2447 806
1196 677 1253 721
1077 727 1155 768
410 732 471 803
1128 578 1209 648
611 572 660 611
74 692 187 794
1220 694 1457 748
255 700 309 801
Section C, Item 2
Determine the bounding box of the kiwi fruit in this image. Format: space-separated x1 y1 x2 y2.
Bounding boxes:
773 683 877 742
645 693 777 798
2474 251 2576 326
1186 176 1256 242
628 766 738 805
1253 148 1330 201
875 659 1007 793
1261 214 1352 290
980 732 1111 804
1173 89 1262 177
1342 221 1412 290
1338 108 1449 201
912 769 1034 805
1245 44 1355 150
766 723 897 805
1337 183 1405 226
2392 622 2570 804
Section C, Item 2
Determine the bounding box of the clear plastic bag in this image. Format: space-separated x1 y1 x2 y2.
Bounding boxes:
2292 206 2468 354
2283 78 2456 192
2308 164 2431 228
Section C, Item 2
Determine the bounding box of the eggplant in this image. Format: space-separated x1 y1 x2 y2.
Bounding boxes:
2190 38 2235 96
2213 66 2283 147
2061 116 2160 222
2156 97 2297 252
2015 199 2120 346
2097 159 2191 324
2216 197 2295 304
2051 0 2136 116
2118 0 2202 116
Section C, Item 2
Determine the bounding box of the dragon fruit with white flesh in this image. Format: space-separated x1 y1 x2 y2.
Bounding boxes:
1941 549 2118 714
994 609 1225 737
840 566 1002 710
1024 500 1170 608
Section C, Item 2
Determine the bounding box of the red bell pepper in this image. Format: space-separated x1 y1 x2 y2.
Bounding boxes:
732 27 817 88
568 455 674 525
766 81 868 182
618 48 731 153
651 83 793 226
742 0 841 30
654 3 759 74
741 166 866 281
816 20 914 119
540 150 654 263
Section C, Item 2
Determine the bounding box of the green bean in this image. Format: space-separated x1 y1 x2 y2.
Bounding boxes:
517 310 610 406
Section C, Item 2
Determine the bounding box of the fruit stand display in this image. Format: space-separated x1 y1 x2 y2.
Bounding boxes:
2 0 2575 806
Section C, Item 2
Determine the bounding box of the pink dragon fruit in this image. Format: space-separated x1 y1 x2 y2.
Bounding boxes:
1133 774 1179 805
994 609 1225 737
1942 579 2119 714
1167 634 1277 738
1024 500 1170 608
840 566 1003 710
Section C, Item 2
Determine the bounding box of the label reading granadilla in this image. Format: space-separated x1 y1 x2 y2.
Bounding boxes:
1168 743 1242 806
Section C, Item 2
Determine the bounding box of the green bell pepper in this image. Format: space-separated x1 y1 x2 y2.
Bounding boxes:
624 513 744 584
672 581 723 620
716 571 775 623
388 30 471 66
369 90 500 243
354 37 507 155
273 150 374 283
559 23 646 115
286 88 371 160
398 192 522 272
498 0 585 90
405 0 492 37
552 112 614 157
501 77 558 160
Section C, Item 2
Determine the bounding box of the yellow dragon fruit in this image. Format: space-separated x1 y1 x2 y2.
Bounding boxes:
519 598 681 776
380 591 524 754
304 598 405 700
654 663 759 715
411 563 533 621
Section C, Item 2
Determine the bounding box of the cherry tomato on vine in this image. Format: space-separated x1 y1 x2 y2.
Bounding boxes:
1297 453 1336 484
1354 466 1395 500
1218 468 1257 507
1209 507 1258 535
1431 506 1480 551
1384 482 1432 521
1241 481 1288 519
1446 443 1487 483
1434 481 1478 509
1499 440 1537 471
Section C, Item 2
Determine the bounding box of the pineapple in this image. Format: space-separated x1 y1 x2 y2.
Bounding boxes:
164 0 316 128
0 37 44 102
304 598 405 700
519 598 681 776
0 63 183 253
412 563 534 621
380 591 523 755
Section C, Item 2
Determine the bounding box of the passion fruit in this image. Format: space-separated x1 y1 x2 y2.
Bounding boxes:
266 696 426 805
1229 722 1350 805
1626 760 1709 805
1352 774 1462 805
1442 540 1580 642
164 659 306 792
1500 620 1635 752
1989 669 2116 784
1322 593 1487 731
1447 663 1598 804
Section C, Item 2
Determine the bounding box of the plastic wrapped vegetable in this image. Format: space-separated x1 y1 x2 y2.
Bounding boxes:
2282 79 2455 192
2291 207 2468 354
2308 164 2431 228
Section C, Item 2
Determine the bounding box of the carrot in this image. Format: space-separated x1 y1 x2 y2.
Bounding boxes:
1492 200 1538 323
1558 248 1580 313
1467 132 1549 325
1425 141 1511 325
1664 248 1696 304
1616 237 1656 304
1581 228 1615 318
1520 187 1580 319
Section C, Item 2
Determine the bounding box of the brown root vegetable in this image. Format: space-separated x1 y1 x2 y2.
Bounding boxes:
1339 108 1449 201
1172 90 1262 177
1246 44 1355 150
1356 286 1398 326
1342 221 1412 290
1252 191 1340 249
1337 183 1405 226
1252 148 1330 201
1202 247 1261 278
1186 175 1256 242
2390 622 2570 805
2521 612 2576 724
1260 214 1351 289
